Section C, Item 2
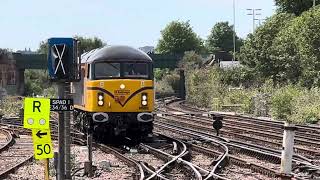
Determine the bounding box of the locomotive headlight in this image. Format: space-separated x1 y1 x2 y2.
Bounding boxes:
141 93 148 106
98 93 104 106
142 100 147 106
98 100 104 106
142 95 147 101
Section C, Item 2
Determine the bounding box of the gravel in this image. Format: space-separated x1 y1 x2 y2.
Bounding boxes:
7 143 135 180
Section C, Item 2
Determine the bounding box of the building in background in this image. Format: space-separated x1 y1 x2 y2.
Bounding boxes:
16 48 37 55
0 54 16 96
139 46 154 54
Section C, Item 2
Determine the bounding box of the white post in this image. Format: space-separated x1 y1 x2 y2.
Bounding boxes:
280 121 296 176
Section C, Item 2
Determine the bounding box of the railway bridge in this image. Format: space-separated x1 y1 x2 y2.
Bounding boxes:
1 53 183 96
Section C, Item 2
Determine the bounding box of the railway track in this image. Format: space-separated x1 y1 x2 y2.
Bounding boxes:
0 127 33 179
154 121 317 179
156 97 320 179
163 100 320 156
179 100 320 138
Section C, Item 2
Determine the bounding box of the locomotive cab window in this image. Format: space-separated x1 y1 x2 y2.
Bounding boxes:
123 63 148 78
94 62 120 79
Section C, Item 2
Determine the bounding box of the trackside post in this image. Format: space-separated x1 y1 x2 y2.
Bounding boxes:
280 122 297 177
48 37 80 180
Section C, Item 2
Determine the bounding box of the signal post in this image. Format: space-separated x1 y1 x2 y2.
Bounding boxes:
48 38 80 180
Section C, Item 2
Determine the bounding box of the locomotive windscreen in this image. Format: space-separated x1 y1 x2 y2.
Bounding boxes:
95 62 120 78
123 63 148 78
93 61 151 79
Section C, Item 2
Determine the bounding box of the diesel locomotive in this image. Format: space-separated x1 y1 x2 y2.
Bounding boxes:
72 45 154 140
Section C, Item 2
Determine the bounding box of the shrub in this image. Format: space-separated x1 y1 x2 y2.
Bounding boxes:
24 70 56 96
186 67 226 108
271 85 301 122
290 88 320 124
154 68 170 81
162 72 180 93
178 51 203 70
155 80 174 96
222 88 256 113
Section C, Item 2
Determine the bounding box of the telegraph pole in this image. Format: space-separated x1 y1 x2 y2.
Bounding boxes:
247 8 262 33
233 0 236 61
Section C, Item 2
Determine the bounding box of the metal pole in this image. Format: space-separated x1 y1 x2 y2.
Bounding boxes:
233 0 236 61
58 83 65 180
252 9 255 33
64 83 71 179
44 159 49 180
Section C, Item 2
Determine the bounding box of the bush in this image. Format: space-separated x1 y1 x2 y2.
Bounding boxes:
24 70 56 96
162 72 180 93
221 66 258 88
154 68 170 81
178 51 203 70
289 88 320 124
155 80 174 96
222 88 256 113
186 67 226 108
271 85 301 122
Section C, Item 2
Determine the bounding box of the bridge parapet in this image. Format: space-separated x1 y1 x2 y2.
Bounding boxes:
13 53 182 69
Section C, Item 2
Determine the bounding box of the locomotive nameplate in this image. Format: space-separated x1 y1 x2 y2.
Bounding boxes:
114 90 130 95
50 99 74 111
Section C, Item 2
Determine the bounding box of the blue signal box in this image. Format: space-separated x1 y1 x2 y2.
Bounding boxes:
48 38 80 82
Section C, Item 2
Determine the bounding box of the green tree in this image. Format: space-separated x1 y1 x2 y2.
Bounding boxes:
74 36 105 53
273 7 320 87
206 21 242 53
156 20 204 54
178 51 203 70
37 36 105 54
240 13 295 84
275 0 317 16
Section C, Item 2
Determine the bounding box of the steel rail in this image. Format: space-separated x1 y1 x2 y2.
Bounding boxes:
154 121 320 172
0 128 14 153
95 143 145 180
140 162 170 180
140 143 204 180
144 137 188 180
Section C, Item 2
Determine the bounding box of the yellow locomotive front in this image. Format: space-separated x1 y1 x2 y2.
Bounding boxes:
73 46 154 140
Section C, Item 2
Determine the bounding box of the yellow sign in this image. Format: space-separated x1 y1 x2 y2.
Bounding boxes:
32 129 54 159
24 98 50 129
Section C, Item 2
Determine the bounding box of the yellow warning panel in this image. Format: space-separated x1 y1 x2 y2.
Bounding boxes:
32 129 54 160
24 98 50 129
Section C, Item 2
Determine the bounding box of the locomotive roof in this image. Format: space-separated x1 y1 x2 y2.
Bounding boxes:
81 45 152 63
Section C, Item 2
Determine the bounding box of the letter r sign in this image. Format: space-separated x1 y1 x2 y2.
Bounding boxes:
23 98 50 129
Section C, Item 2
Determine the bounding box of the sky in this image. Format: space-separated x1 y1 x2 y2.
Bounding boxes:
0 0 275 51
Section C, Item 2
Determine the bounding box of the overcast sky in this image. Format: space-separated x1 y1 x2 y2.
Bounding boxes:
0 0 275 51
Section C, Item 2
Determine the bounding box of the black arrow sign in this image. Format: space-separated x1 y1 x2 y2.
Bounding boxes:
36 130 47 138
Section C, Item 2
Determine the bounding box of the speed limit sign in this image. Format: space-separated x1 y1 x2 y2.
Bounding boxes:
32 129 54 159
